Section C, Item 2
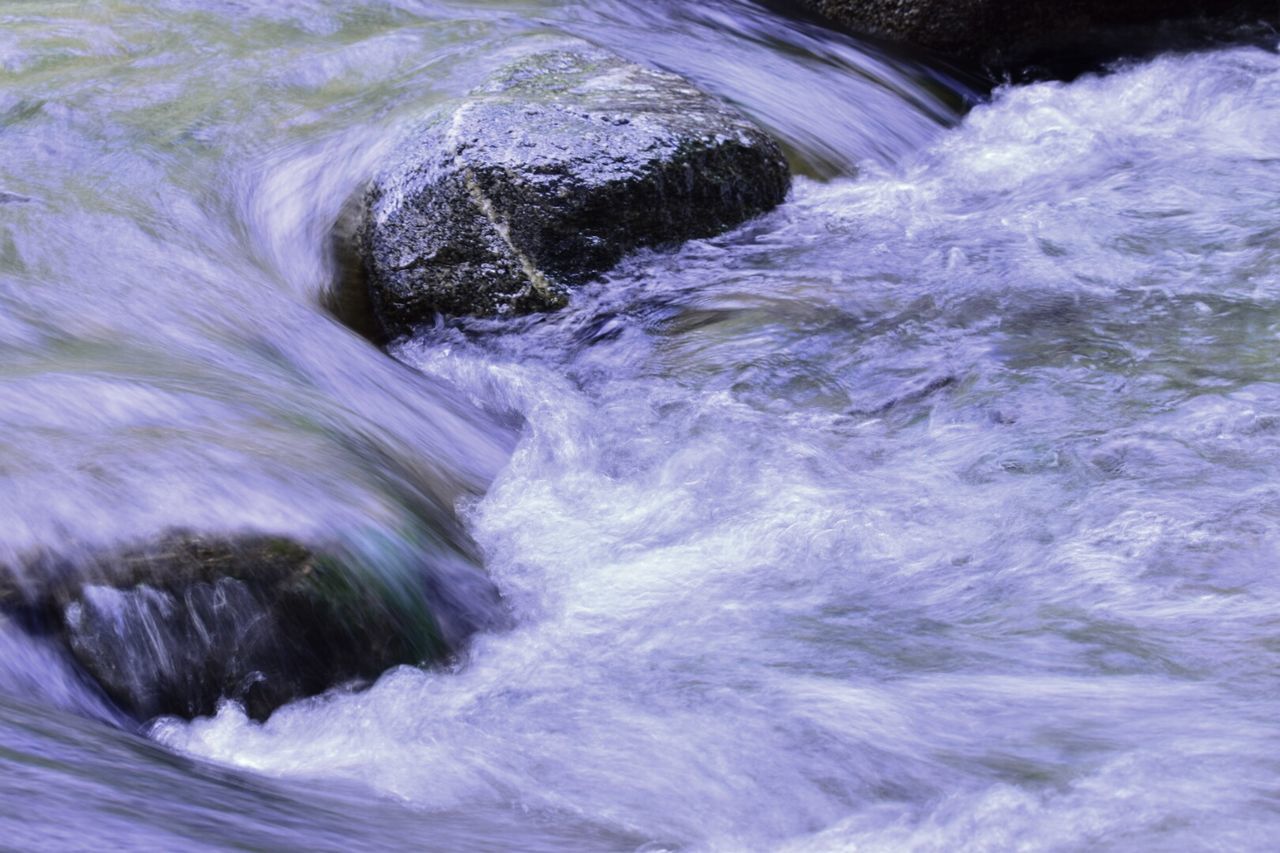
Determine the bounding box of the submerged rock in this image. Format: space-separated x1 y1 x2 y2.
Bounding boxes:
4 533 501 721
359 40 790 332
783 0 1278 70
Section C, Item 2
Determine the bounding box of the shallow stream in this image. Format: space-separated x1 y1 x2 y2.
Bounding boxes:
2 1 1279 849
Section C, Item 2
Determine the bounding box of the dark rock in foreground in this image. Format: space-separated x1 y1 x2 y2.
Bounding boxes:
783 0 1278 70
5 533 501 721
359 40 790 332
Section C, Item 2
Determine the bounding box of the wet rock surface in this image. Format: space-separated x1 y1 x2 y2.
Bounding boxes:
785 1 1278 70
4 534 501 721
359 40 790 332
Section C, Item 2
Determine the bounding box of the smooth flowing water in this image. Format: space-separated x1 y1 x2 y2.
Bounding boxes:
2 0 1279 849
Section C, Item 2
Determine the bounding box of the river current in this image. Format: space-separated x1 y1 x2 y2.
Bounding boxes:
2 1 1279 849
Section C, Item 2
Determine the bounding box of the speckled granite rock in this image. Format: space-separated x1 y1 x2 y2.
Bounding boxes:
359 40 790 331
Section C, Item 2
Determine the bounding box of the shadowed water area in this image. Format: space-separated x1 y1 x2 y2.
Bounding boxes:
2 0 1279 848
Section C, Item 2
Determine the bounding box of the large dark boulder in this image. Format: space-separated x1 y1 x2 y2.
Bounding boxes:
359 40 790 332
782 1 1278 70
4 532 502 721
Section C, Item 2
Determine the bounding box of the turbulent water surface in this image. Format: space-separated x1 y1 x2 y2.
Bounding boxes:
2 0 1280 849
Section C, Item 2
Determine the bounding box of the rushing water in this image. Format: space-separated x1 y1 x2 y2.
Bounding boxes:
2 0 1280 848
